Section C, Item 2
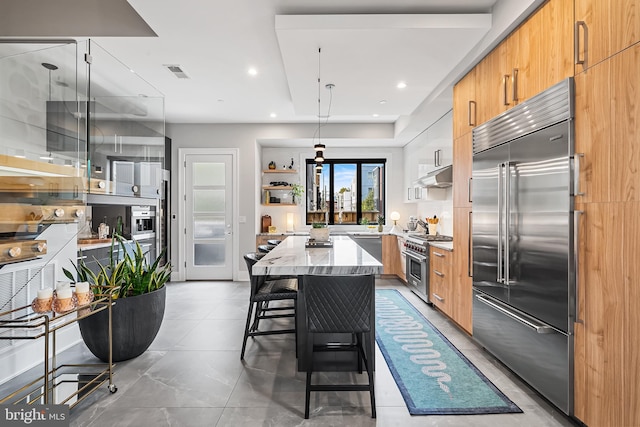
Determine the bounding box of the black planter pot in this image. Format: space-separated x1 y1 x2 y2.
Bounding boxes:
78 286 166 363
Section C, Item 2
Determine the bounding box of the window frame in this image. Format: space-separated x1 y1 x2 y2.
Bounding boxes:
305 158 386 225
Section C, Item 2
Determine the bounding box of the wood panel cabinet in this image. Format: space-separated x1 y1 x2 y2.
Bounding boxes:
453 133 472 209
470 0 574 127
382 234 403 276
575 0 640 73
452 207 472 334
429 247 452 317
574 43 640 427
574 57 611 204
611 43 640 202
474 43 505 125
574 202 625 426
453 68 476 138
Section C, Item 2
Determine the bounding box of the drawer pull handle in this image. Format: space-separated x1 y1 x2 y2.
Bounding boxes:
433 252 445 258
432 293 444 302
434 269 444 277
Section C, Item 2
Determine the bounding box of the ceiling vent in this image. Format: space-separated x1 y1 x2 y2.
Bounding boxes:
163 64 190 79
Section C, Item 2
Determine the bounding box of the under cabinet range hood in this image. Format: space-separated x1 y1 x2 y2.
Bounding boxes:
415 165 453 188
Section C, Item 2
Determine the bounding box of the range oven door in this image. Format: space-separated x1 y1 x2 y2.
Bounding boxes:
404 250 429 303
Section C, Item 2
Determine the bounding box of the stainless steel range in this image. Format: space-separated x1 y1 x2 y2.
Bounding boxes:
403 234 453 303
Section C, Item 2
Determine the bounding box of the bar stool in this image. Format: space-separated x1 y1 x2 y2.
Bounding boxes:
302 274 376 419
257 244 276 253
241 253 297 360
267 239 282 246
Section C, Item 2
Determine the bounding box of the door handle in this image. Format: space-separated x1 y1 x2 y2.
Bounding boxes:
476 294 556 334
512 68 519 103
573 153 585 196
497 163 504 283
575 21 588 68
468 100 476 127
503 75 510 106
574 210 584 325
468 177 472 203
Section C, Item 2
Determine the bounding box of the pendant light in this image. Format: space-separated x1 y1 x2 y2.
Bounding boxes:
313 48 334 169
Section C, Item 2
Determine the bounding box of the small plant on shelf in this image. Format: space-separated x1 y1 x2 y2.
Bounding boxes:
312 222 327 228
359 218 369 225
290 184 304 204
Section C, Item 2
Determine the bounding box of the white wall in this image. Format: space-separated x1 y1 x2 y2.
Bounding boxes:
165 122 394 280
261 146 410 233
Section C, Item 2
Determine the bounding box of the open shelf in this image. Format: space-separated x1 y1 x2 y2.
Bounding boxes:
262 186 293 190
262 169 297 174
262 203 296 206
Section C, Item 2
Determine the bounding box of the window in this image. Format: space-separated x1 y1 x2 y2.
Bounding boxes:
305 159 385 225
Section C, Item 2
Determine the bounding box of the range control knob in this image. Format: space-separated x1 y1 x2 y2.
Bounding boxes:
54 208 65 218
74 209 85 218
33 242 47 253
132 185 139 193
8 247 21 258
97 181 106 189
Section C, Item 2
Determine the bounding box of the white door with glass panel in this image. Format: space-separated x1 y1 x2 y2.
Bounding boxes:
185 154 233 280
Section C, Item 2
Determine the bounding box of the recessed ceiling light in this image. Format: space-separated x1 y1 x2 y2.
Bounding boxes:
379 100 387 104
397 82 407 89
248 67 258 76
270 113 277 118
217 99 224 103
372 114 379 118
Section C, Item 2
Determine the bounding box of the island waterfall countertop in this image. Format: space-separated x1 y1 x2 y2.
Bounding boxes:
252 235 383 276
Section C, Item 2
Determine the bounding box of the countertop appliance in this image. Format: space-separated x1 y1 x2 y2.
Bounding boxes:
403 233 453 304
471 78 576 415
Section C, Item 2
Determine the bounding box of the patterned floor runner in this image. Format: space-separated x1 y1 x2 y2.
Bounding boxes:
375 289 522 415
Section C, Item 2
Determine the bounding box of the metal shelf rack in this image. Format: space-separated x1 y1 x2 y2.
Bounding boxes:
0 294 116 408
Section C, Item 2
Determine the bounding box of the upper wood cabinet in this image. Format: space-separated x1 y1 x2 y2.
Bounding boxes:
463 0 574 128
575 0 640 73
453 133 472 208
453 68 476 138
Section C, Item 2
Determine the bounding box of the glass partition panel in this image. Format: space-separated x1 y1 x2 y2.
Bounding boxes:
0 41 87 320
87 40 165 197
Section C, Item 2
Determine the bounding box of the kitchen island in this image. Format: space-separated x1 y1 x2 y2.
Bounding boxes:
253 235 383 371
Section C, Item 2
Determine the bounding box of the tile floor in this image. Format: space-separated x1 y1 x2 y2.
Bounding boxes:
4 278 580 426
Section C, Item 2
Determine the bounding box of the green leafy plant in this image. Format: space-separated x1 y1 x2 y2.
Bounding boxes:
64 235 171 299
312 222 327 228
377 215 385 224
359 218 369 225
290 183 304 203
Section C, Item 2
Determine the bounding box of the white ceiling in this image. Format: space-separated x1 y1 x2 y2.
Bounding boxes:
2 0 545 146
88 0 499 126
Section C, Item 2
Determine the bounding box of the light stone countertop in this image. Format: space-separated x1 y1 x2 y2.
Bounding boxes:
252 235 383 276
429 241 453 251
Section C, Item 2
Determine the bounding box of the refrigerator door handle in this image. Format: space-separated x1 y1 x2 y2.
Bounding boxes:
475 293 556 334
497 163 504 283
504 162 513 285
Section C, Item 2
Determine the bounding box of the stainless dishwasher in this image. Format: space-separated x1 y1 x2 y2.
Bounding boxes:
349 235 382 263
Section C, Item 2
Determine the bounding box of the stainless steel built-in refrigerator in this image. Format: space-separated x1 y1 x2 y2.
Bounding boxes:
472 78 576 415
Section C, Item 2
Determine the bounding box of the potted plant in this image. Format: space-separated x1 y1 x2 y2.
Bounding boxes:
64 235 171 362
290 183 304 204
377 215 384 232
309 222 329 241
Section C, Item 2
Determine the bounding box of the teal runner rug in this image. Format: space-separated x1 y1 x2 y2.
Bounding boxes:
375 290 522 415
